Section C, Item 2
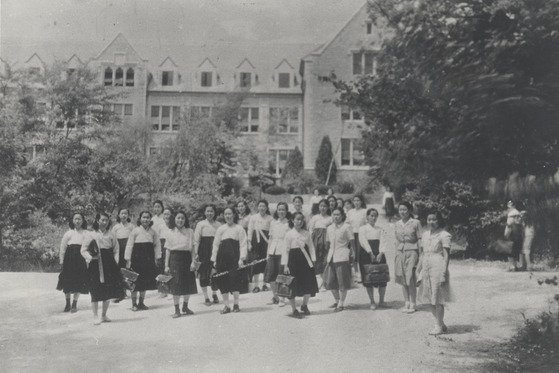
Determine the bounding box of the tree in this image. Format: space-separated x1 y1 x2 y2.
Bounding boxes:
315 136 336 184
281 146 304 182
335 0 559 193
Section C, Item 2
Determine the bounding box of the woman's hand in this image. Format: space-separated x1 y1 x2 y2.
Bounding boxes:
283 267 290 275
369 252 376 263
238 259 244 267
126 260 131 269
440 270 449 284
165 266 170 273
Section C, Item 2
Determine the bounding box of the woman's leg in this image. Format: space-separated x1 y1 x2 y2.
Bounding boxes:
182 295 193 314
71 293 79 312
409 277 417 309
222 292 230 307
378 286 386 305
366 287 375 306
339 290 347 307
289 298 297 312
302 294 310 306
92 301 100 324
436 305 445 328
64 293 71 312
330 290 340 306
101 301 110 321
201 286 209 301
232 291 240 312
402 285 410 309
131 291 138 309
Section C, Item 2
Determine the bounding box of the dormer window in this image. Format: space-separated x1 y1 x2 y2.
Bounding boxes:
366 21 373 35
201 72 213 87
104 67 113 86
341 105 362 121
29 67 41 76
240 72 251 88
115 67 124 86
278 73 290 88
126 68 135 87
162 71 174 86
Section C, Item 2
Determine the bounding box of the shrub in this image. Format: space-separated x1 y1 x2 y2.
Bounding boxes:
265 185 286 195
281 147 304 182
336 181 354 194
315 136 336 184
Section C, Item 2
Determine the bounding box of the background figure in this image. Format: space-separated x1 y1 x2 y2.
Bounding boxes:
308 199 332 287
310 188 322 216
264 202 291 304
504 209 524 271
112 208 134 269
247 200 272 292
382 186 396 221
519 210 534 271
194 205 221 305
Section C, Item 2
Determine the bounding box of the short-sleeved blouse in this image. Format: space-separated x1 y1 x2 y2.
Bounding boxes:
165 228 195 252
308 214 332 231
358 224 386 254
346 208 367 233
326 223 354 263
268 219 291 256
394 218 422 251
421 230 451 255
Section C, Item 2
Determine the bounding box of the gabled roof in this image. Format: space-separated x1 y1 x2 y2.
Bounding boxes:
197 57 217 69
305 2 368 57
67 54 83 65
159 56 178 68
274 58 294 70
236 58 256 70
94 33 145 62
25 52 45 66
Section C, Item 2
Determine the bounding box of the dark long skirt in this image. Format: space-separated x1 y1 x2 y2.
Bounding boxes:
88 248 125 302
248 230 269 277
130 242 157 292
198 236 214 288
56 244 89 294
287 246 319 298
385 197 395 219
263 255 282 283
168 251 198 296
312 228 327 275
159 238 166 274
353 233 361 267
213 238 249 294
117 238 128 268
359 239 387 288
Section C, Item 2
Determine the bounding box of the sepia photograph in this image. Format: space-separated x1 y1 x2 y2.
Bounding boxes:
1 0 558 372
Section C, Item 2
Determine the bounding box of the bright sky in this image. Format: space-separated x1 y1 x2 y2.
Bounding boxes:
1 0 366 50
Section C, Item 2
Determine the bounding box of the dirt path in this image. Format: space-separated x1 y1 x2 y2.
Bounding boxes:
1 208 556 372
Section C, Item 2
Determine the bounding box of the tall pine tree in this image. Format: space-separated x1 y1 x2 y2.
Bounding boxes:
315 136 336 184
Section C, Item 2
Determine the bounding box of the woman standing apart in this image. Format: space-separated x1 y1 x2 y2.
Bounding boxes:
194 204 221 305
358 208 387 309
308 199 332 278
323 207 355 312
81 212 123 325
57 213 89 313
125 211 161 311
211 207 248 314
247 200 273 292
264 202 291 304
112 208 134 269
382 186 396 222
165 211 198 318
417 211 453 335
283 212 318 317
394 201 422 313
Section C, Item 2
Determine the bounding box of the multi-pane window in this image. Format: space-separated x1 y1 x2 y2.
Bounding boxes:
106 103 133 116
269 149 292 175
126 68 135 87
124 104 133 116
162 71 174 86
238 107 259 133
278 73 290 88
103 66 134 87
270 107 299 134
104 67 113 86
115 68 124 86
341 105 362 121
201 72 213 87
352 51 375 75
341 139 365 166
240 72 251 88
191 106 212 119
151 105 181 131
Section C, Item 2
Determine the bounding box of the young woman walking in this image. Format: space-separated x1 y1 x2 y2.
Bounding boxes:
194 204 221 305
247 200 272 293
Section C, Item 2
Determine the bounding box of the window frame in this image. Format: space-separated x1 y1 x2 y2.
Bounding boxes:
278 72 290 88
340 138 366 168
201 71 213 87
352 51 376 76
270 107 299 134
162 71 174 86
269 148 293 176
238 107 260 134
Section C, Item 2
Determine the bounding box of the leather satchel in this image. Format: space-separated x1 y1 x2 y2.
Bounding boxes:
276 274 295 298
156 274 173 294
363 264 390 286
121 268 139 291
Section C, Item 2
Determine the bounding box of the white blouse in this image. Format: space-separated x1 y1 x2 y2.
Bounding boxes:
421 230 452 255
358 224 386 254
267 219 291 256
211 224 248 262
111 222 134 240
81 230 119 263
346 208 367 233
124 226 161 261
247 213 273 240
165 228 195 252
282 228 316 266
194 219 221 250
308 214 332 231
60 229 87 259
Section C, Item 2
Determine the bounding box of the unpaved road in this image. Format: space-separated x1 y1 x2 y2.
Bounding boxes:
1 211 556 372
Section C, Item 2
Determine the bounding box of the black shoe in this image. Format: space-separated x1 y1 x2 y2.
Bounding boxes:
262 285 269 291
204 298 212 306
220 306 231 314
70 300 77 313
290 309 303 319
212 294 219 304
272 297 279 305
137 303 149 311
252 286 261 293
329 303 338 309
63 304 71 313
232 304 240 313
301 305 311 315
183 307 194 315
172 312 181 319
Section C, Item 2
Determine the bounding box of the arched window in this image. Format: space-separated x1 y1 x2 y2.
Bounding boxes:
104 67 113 86
126 68 134 87
115 67 123 86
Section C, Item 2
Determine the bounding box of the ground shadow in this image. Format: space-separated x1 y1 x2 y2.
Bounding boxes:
238 306 274 314
446 324 481 335
111 317 146 323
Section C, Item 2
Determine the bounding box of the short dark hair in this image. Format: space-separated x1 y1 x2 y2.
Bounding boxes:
289 211 307 230
204 204 217 216
318 198 331 215
273 202 291 220
353 194 366 208
153 200 164 209
344 199 354 209
257 199 271 215
331 207 346 222
116 208 131 223
93 212 111 231
292 196 304 204
137 211 154 227
398 201 414 213
69 213 88 230
427 210 446 228
366 208 379 217
169 210 189 229
223 206 239 224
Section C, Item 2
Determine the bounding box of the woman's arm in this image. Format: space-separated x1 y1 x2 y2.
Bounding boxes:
281 232 291 267
153 230 161 262
59 231 71 265
124 229 136 267
193 222 202 258
80 232 93 263
239 226 248 264
113 234 120 264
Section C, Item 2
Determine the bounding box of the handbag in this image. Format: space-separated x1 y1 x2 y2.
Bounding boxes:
494 239 514 255
87 239 99 257
156 274 173 294
363 264 390 286
322 263 337 290
121 268 139 291
276 274 295 298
